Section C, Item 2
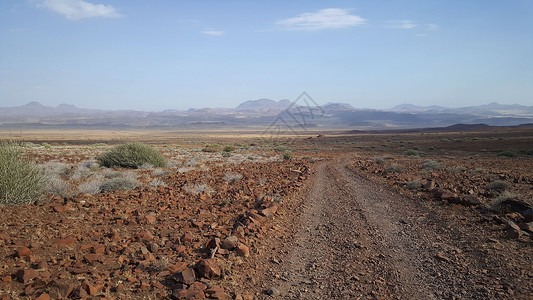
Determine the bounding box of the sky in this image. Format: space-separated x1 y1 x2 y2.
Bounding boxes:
1 0 532 111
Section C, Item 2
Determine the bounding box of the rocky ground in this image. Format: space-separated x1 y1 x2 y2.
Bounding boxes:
1 128 532 299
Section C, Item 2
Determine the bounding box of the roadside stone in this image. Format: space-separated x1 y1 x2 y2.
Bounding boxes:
17 247 31 258
196 259 221 279
204 286 228 299
206 237 221 249
54 237 76 246
172 289 205 299
16 269 39 283
221 236 239 250
265 287 281 297
236 244 250 257
174 268 196 285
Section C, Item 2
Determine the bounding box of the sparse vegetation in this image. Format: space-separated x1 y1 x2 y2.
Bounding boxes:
77 179 103 194
448 166 467 174
406 180 421 190
374 157 385 165
405 149 421 156
0 141 46 204
100 177 139 192
223 145 236 152
497 149 519 157
97 142 166 168
202 144 223 152
386 163 403 173
485 180 510 191
491 192 518 213
421 160 441 171
45 176 72 197
283 151 293 160
223 172 243 182
184 183 215 195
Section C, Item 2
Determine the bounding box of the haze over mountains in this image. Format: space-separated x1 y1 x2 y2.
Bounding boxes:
1 99 532 130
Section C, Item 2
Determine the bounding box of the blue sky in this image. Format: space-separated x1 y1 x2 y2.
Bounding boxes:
1 0 532 111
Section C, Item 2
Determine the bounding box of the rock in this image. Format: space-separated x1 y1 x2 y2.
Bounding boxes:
188 281 207 291
181 233 194 244
518 222 533 233
16 269 39 283
82 282 100 295
204 286 228 299
206 237 221 250
174 268 196 285
524 209 533 222
221 236 239 250
505 227 523 239
435 252 451 262
17 247 31 258
458 195 481 206
138 230 154 241
54 237 76 246
265 287 281 297
35 293 50 300
196 259 221 279
424 180 435 190
172 289 205 299
440 190 459 202
236 244 250 257
145 214 157 224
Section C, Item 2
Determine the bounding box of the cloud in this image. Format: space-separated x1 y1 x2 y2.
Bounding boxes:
40 0 121 20
202 30 225 36
385 20 417 29
426 24 439 31
277 8 366 31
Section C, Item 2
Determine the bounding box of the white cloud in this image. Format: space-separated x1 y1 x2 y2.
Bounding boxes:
386 20 417 29
277 8 366 31
40 0 121 20
426 24 439 31
202 30 225 36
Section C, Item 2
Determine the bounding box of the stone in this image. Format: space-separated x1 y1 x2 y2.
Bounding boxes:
206 237 221 250
172 289 205 299
221 236 239 250
16 269 39 283
145 214 157 224
17 247 31 258
440 190 459 201
524 209 533 222
181 233 194 244
435 252 451 262
204 286 228 299
189 281 207 291
82 282 100 295
518 222 533 233
265 287 281 297
54 237 76 246
424 180 435 190
35 293 50 300
236 244 250 257
505 227 523 239
138 230 154 241
174 268 196 285
196 259 221 279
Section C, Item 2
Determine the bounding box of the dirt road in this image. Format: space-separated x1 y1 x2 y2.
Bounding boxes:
254 156 532 299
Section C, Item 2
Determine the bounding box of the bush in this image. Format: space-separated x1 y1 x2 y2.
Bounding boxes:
497 149 519 157
100 177 139 192
223 146 236 152
0 141 46 204
97 142 166 168
491 192 518 213
406 180 421 190
373 157 385 165
283 152 293 160
485 180 510 191
405 149 421 156
202 144 223 152
386 163 403 173
78 179 103 194
421 160 441 171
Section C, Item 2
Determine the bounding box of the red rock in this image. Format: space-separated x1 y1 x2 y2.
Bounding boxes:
53 205 69 212
82 282 100 295
206 237 220 249
16 269 39 283
94 245 106 254
236 244 250 257
168 262 188 273
172 289 205 299
71 286 88 298
17 247 31 258
220 236 239 250
138 230 154 241
174 268 196 285
84 254 102 264
189 281 207 291
145 214 157 224
54 237 76 246
35 293 50 300
196 259 221 279
1 275 12 283
181 233 193 244
204 286 228 299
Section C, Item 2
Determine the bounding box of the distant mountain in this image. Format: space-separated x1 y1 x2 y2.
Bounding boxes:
1 100 532 130
236 98 292 111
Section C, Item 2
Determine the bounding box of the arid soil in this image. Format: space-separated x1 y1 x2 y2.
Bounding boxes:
1 128 532 299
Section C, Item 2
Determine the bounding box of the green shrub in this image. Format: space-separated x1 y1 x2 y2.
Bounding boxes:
497 149 519 157
421 160 441 171
428 146 437 151
406 180 421 190
405 149 421 156
374 157 385 165
485 180 510 191
41 142 51 149
0 141 46 204
223 145 236 152
97 142 166 168
448 166 467 174
386 163 403 173
283 151 292 160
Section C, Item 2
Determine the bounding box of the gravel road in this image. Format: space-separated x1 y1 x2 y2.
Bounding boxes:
256 157 532 299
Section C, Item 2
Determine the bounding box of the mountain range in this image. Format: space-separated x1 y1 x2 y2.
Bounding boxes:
0 100 532 130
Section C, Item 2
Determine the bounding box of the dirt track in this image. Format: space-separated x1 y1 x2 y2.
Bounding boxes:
255 156 532 299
